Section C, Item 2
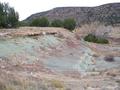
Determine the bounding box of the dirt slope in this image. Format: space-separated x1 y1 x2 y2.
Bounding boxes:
0 27 120 90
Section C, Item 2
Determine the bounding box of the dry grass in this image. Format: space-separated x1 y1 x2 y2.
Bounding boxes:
0 71 29 90
0 70 45 90
75 22 120 39
50 79 64 89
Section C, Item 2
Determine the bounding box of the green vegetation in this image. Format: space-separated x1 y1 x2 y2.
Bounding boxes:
29 18 76 31
30 17 49 27
0 2 19 28
51 19 63 27
84 34 109 44
18 21 29 26
63 18 76 31
51 18 76 31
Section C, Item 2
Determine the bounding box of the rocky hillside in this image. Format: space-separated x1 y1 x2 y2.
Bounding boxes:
24 3 120 26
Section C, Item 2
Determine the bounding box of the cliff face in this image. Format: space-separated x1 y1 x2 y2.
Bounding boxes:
24 3 120 26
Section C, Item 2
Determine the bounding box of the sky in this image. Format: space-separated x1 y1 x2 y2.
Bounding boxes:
0 0 120 20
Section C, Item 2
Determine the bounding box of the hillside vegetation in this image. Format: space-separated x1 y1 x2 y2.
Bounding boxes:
24 3 120 26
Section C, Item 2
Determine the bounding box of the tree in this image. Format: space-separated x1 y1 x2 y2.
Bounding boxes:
51 19 63 27
63 18 76 31
7 8 19 27
30 17 49 27
0 2 19 28
0 3 5 28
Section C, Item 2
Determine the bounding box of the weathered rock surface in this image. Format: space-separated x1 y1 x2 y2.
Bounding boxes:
0 27 120 90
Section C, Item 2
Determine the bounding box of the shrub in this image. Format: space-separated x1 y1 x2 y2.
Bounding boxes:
63 18 76 31
30 17 49 27
18 21 29 26
30 18 40 26
84 34 109 44
51 19 63 27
